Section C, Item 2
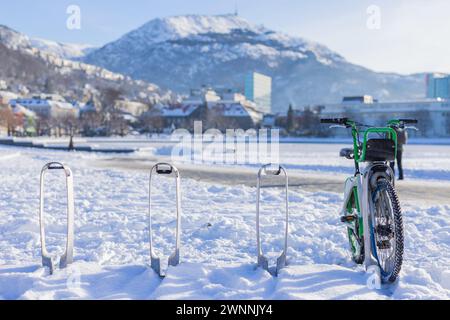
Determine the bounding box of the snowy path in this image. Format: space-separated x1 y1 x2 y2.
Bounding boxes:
96 156 450 205
0 146 449 300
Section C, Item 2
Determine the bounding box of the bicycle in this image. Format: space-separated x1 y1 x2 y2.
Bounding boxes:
321 118 418 283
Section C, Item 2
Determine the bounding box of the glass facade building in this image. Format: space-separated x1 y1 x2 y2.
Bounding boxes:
426 73 450 99
245 72 272 114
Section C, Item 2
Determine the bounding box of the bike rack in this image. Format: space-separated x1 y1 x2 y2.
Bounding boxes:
39 162 75 275
149 163 181 277
256 164 289 276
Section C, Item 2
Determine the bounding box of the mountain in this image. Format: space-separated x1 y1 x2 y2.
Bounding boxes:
0 24 174 105
30 38 96 60
83 14 426 113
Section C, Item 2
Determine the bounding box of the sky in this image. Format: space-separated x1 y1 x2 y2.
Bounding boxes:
0 0 449 75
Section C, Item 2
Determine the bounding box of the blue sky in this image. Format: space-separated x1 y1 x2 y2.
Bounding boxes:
1 0 449 74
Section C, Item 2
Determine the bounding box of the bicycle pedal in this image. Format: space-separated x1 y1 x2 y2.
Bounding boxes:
341 215 357 223
377 240 391 249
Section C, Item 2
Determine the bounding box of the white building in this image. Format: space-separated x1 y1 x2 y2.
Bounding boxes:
207 89 264 126
183 87 221 107
313 96 450 137
245 72 272 114
114 100 149 117
0 90 18 105
9 96 79 118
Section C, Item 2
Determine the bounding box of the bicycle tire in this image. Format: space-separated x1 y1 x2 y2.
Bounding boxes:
371 179 404 283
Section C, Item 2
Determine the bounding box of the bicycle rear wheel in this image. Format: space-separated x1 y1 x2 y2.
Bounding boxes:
371 179 404 283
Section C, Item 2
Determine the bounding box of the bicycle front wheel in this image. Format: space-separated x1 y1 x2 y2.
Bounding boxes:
371 179 404 283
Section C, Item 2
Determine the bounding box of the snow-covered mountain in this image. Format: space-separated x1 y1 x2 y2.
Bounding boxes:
0 24 174 104
0 24 30 50
30 38 96 60
83 14 426 112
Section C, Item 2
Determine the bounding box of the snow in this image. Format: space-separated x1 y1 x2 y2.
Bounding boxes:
0 144 449 300
0 24 174 106
161 104 200 117
82 14 424 112
0 25 30 50
0 26 95 60
128 14 265 45
30 38 96 60
115 14 335 63
153 141 450 183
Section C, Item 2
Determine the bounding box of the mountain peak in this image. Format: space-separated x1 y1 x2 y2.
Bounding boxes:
122 14 264 45
83 14 424 111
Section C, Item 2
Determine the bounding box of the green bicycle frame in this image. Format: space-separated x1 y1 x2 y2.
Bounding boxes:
330 117 409 275
344 121 399 259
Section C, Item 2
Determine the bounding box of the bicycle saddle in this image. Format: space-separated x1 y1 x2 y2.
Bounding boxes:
340 148 354 159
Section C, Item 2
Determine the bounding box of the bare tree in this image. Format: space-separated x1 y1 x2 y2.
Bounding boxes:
0 106 21 136
109 112 129 136
98 88 123 135
139 113 164 133
59 114 79 137
80 111 103 136
34 115 52 136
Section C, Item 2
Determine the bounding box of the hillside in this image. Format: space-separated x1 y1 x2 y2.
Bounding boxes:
0 24 174 105
83 14 425 112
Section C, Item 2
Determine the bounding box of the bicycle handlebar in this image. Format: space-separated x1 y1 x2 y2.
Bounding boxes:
398 119 418 124
321 118 419 133
320 118 349 125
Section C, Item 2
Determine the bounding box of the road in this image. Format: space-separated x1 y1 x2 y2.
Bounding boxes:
94 156 450 205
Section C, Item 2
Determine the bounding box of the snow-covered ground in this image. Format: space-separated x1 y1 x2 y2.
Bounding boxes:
154 141 450 182
0 144 449 300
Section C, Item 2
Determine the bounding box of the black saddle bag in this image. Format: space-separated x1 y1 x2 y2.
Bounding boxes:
365 139 396 162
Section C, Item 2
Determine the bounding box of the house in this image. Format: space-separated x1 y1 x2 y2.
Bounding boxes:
11 105 37 136
208 102 263 130
9 95 79 119
160 103 206 130
114 100 149 117
141 87 264 132
0 91 18 105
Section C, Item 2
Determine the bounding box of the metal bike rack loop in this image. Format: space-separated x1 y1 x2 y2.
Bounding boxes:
149 163 182 277
39 162 75 274
256 164 289 276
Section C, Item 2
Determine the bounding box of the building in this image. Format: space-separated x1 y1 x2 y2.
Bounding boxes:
262 114 277 128
202 88 263 130
140 103 206 132
426 73 450 99
208 102 263 131
312 95 450 137
184 87 221 107
114 100 149 117
0 90 18 105
7 105 37 136
160 103 206 129
245 72 272 114
342 95 375 104
144 88 264 132
9 95 79 119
